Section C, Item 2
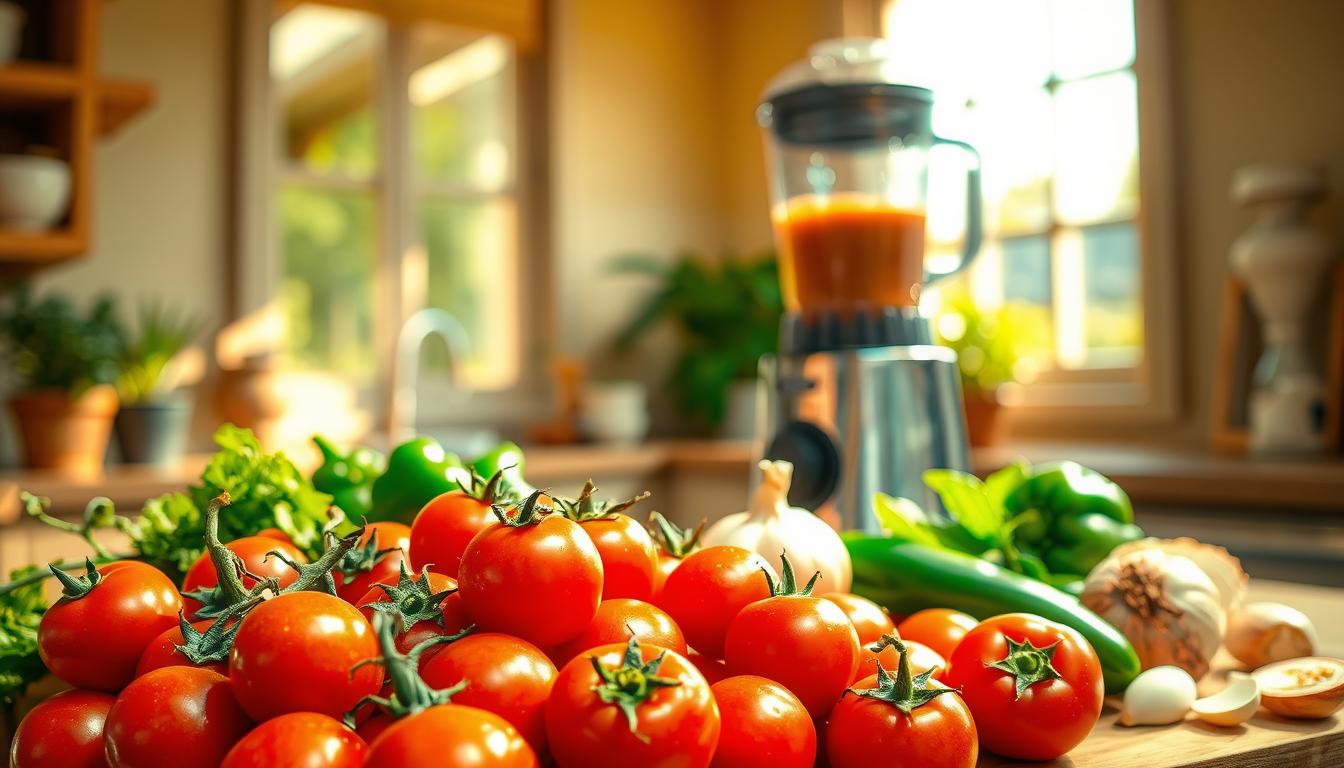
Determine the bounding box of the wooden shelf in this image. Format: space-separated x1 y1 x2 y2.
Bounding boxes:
97 77 155 136
0 229 83 261
0 62 155 137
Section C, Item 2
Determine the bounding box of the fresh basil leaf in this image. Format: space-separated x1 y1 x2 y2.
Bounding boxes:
872 494 944 548
922 469 1004 547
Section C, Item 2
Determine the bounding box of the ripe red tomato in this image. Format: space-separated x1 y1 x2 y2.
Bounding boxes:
229 591 382 722
363 705 538 768
710 675 816 768
355 569 469 656
821 592 895 645
103 667 253 768
458 499 603 648
896 608 978 660
723 559 859 718
545 640 720 768
135 619 229 677
420 632 557 758
854 636 946 683
827 668 977 768
548 598 686 667
686 651 730 685
409 490 496 578
181 536 307 619
334 522 412 603
944 613 1104 761
10 688 115 768
651 553 681 602
647 513 702 605
659 546 775 659
254 527 294 545
221 712 366 768
39 561 182 692
578 514 659 601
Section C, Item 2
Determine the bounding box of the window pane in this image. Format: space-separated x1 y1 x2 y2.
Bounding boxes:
1081 223 1142 367
278 185 377 379
420 198 519 390
1053 71 1139 225
1002 236 1051 305
411 25 514 190
272 4 382 178
885 0 1050 96
1051 0 1135 80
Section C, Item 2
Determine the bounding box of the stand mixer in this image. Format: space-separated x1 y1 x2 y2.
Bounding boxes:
754 39 984 531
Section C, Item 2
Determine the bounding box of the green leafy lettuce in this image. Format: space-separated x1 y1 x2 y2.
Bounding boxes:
0 567 50 705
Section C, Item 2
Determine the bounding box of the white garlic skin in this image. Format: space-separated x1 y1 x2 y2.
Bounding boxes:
1191 672 1261 727
1120 666 1198 726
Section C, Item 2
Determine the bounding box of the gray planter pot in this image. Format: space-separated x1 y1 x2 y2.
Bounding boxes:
114 393 193 466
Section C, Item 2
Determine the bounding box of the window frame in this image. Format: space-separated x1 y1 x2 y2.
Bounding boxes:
233 0 552 436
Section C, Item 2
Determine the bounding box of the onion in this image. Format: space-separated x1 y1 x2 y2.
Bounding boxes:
1225 602 1318 669
701 460 852 593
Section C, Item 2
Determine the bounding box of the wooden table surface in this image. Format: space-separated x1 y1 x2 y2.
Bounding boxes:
981 579 1344 767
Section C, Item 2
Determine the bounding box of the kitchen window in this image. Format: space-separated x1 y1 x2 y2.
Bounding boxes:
234 0 544 435
884 0 1179 426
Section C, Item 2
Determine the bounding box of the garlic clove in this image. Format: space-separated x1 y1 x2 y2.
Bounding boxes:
1224 602 1318 669
1252 656 1344 719
1191 671 1260 727
1119 666 1198 726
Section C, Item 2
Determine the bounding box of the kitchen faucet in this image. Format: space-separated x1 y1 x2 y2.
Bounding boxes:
387 307 471 442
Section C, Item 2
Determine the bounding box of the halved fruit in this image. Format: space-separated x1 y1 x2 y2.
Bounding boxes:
1252 656 1344 719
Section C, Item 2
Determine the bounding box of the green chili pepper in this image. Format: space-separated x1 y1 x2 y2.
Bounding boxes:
1004 461 1144 578
310 436 385 521
369 437 465 524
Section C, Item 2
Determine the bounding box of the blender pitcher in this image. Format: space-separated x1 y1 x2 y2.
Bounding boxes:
758 37 982 317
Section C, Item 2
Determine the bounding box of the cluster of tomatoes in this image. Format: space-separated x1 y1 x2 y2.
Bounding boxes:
12 482 1107 768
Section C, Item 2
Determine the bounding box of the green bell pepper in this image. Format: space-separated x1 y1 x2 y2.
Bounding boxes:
369 437 466 524
310 436 385 521
469 441 535 498
1004 461 1144 579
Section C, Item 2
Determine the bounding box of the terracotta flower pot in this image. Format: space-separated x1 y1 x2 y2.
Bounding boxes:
8 385 119 474
962 390 1003 448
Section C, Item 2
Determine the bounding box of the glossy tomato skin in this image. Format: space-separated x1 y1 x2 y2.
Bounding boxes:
821 592 895 646
103 667 253 768
408 491 495 578
827 673 977 768
724 594 859 719
181 536 306 619
896 608 979 660
355 571 469 656
686 651 730 686
221 712 366 768
420 632 557 758
709 676 816 768
10 688 115 768
546 642 720 768
335 522 412 603
364 705 538 768
135 619 228 677
458 514 603 648
253 528 293 544
229 591 382 722
548 598 686 667
650 554 682 604
853 638 946 683
39 561 182 692
659 546 774 660
579 514 659 601
944 613 1104 761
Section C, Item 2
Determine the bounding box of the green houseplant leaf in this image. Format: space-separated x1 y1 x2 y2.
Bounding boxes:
0 287 125 395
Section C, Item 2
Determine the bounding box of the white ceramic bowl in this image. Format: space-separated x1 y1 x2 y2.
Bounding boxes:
0 155 71 231
581 380 649 445
0 2 23 65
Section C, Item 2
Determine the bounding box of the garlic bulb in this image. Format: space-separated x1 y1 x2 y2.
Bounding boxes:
702 460 852 593
1113 537 1248 614
1082 548 1226 680
1225 602 1318 669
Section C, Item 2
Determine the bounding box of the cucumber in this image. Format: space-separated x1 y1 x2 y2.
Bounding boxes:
845 533 1140 693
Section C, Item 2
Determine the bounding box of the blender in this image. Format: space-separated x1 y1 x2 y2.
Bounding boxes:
755 38 983 530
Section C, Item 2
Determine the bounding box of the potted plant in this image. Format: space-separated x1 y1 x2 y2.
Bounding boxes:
611 250 782 437
0 288 124 473
114 302 201 466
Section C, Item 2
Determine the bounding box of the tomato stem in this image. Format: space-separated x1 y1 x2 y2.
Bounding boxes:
489 489 553 527
203 492 252 606
762 551 821 597
846 633 959 715
986 635 1064 699
589 635 681 743
553 480 652 522
647 512 704 559
47 558 102 599
343 612 469 727
367 562 456 633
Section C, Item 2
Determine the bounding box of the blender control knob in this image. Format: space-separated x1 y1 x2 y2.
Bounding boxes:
764 421 840 511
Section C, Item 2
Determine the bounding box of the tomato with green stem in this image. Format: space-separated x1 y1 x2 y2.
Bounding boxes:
723 553 859 718
38 559 182 692
821 592 896 645
827 638 978 768
548 598 686 667
355 563 469 656
409 471 512 578
553 481 659 601
944 613 1103 761
180 535 306 619
10 688 115 768
135 617 231 677
103 666 254 768
647 512 704 603
332 521 411 603
710 675 816 768
896 608 979 660
458 491 603 648
221 712 367 768
659 545 775 660
545 637 720 768
854 632 946 683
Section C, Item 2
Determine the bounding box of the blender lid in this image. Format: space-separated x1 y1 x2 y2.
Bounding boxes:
758 38 933 147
